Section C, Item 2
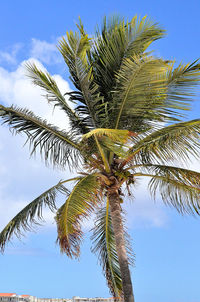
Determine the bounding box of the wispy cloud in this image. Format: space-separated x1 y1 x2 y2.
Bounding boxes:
30 38 62 65
0 58 71 128
0 43 23 65
5 246 49 256
0 37 63 67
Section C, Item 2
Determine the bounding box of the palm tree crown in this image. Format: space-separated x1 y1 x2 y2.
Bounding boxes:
1 15 200 302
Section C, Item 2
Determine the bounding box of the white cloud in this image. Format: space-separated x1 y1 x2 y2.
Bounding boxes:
0 43 23 65
0 58 74 238
0 51 16 64
0 58 71 129
30 38 62 65
0 37 62 67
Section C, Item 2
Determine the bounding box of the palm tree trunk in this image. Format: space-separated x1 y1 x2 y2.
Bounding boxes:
108 190 135 302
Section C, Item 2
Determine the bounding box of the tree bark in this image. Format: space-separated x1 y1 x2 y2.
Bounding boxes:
108 190 135 302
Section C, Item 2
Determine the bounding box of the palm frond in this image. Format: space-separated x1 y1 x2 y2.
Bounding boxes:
58 30 104 128
91 202 134 297
56 174 102 258
25 63 89 135
92 15 165 106
82 128 136 143
128 119 200 164
58 29 91 90
82 128 136 167
110 54 169 131
92 18 200 131
126 15 165 55
133 165 200 215
0 181 70 252
25 63 72 115
167 60 200 109
0 105 82 169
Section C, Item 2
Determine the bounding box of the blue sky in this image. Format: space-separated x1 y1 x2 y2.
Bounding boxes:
0 0 200 302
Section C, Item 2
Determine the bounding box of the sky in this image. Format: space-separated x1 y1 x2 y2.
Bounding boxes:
0 1 200 302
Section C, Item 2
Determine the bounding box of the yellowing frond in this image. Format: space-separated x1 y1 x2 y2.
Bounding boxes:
82 128 136 144
56 174 102 258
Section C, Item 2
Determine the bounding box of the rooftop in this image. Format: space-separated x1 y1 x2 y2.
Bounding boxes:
0 294 16 297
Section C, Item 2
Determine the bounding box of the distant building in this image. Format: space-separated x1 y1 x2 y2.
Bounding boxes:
72 298 119 302
0 294 120 302
0 293 17 302
0 294 29 302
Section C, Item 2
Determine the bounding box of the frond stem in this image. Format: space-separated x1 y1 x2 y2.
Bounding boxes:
94 134 110 172
59 177 81 185
114 61 143 130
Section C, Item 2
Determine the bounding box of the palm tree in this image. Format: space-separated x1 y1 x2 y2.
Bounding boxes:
1 15 200 302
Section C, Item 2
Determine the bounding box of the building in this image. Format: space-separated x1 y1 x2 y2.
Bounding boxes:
72 298 119 302
0 294 120 302
0 294 17 302
0 294 29 302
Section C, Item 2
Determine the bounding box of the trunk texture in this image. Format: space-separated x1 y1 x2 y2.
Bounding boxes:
108 190 135 302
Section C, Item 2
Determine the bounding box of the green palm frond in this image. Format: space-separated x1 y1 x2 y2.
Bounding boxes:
167 60 200 108
110 54 169 131
92 15 165 104
91 202 134 297
25 63 72 115
25 63 89 135
101 139 128 159
128 119 200 164
58 29 91 90
58 30 104 128
56 174 102 258
139 163 200 181
0 105 82 169
125 15 165 55
0 181 70 252
133 165 200 215
91 204 122 297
